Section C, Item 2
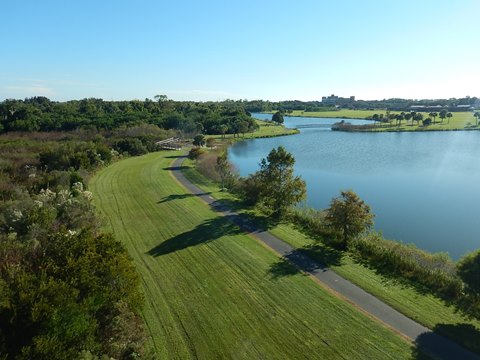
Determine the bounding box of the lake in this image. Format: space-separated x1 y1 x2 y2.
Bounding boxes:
229 113 480 259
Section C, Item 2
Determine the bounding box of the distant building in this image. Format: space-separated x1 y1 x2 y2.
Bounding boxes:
409 105 445 110
456 105 473 110
409 104 474 111
321 94 355 105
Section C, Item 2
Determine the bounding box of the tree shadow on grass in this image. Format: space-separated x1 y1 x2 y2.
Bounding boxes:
268 258 302 279
268 244 343 280
163 166 190 171
163 155 187 159
147 216 243 257
157 192 212 204
412 323 480 360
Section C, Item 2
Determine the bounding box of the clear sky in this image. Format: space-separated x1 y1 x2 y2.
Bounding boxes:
1 0 479 102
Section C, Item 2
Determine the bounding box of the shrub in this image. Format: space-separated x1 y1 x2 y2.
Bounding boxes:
114 138 147 156
188 147 204 161
351 233 462 299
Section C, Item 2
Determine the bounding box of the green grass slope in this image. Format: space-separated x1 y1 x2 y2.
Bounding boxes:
90 152 414 359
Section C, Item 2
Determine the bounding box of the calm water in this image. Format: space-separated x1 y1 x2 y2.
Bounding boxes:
229 113 480 259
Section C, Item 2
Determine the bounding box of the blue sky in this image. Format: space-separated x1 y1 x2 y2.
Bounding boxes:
1 0 479 101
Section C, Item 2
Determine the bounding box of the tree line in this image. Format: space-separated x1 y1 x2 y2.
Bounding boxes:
368 109 454 126
241 97 478 112
0 96 258 136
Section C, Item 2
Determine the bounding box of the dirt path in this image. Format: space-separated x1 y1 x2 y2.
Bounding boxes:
171 156 479 360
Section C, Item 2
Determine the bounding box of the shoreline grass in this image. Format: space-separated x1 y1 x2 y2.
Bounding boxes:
89 151 414 359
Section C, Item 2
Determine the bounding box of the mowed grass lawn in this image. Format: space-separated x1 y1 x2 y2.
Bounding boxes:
90 152 414 359
277 110 477 130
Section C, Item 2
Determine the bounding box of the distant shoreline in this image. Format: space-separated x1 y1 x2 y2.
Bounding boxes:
260 110 479 133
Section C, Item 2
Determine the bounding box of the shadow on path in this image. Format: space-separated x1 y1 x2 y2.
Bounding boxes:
163 155 187 159
268 244 342 280
147 216 243 256
157 192 212 204
412 323 480 360
163 166 190 171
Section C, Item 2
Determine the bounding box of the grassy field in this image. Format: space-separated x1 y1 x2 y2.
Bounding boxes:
181 160 480 355
90 151 415 359
268 110 477 132
207 119 299 141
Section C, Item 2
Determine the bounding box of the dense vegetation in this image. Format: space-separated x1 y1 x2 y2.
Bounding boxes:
0 97 258 136
0 130 159 359
238 146 306 217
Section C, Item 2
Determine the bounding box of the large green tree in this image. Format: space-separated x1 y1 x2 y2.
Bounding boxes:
272 111 284 126
325 190 374 247
257 146 306 217
193 134 206 147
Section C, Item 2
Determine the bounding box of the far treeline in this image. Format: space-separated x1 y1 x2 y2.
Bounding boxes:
0 96 258 136
242 96 479 113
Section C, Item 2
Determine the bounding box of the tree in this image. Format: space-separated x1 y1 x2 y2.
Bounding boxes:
446 112 453 124
414 113 423 125
439 109 447 122
422 118 432 126
429 112 438 124
395 113 404 127
215 151 233 190
219 124 228 139
474 112 480 126
154 94 168 103
257 146 306 217
457 250 480 295
235 120 249 137
325 190 374 247
272 111 284 126
404 112 412 126
193 134 206 147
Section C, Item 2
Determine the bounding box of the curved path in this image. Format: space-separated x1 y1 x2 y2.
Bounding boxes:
171 156 479 360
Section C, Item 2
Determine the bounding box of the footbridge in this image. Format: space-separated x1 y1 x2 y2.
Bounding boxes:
155 137 182 150
294 123 333 129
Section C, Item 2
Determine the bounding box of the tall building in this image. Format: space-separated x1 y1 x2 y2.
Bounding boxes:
321 94 355 105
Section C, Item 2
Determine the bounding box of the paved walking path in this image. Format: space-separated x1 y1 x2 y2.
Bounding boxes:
171 156 479 360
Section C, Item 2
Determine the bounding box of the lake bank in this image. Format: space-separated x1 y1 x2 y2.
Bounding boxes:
229 113 480 259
